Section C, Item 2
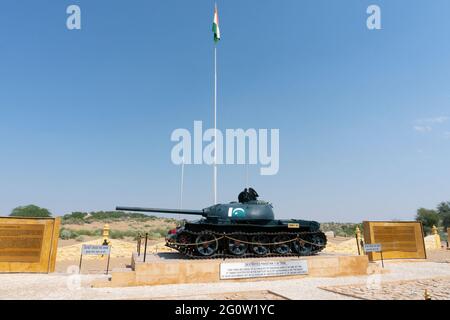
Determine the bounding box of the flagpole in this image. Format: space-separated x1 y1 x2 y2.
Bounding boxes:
214 44 217 204
246 163 249 189
180 157 185 209
212 3 219 205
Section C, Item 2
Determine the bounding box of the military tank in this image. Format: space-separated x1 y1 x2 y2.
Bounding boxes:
116 188 327 259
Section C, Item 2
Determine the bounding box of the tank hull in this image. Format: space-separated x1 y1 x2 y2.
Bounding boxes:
166 219 327 258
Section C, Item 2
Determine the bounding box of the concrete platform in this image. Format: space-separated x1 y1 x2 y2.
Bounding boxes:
93 252 370 288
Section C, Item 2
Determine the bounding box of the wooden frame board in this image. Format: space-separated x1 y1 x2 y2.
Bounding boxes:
0 217 60 273
363 221 426 261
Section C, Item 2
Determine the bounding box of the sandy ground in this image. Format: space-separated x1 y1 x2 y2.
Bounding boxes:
55 238 174 273
62 219 176 232
1 260 450 300
53 235 447 273
321 276 450 300
2 236 448 300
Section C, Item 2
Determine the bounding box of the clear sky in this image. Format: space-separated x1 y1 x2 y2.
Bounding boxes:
1 0 449 222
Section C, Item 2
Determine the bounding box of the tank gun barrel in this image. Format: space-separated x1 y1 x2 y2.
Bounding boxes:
116 206 205 216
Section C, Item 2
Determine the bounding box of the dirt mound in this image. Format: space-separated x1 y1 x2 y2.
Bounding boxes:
323 238 359 255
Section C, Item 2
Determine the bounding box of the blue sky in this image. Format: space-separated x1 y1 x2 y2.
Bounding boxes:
1 0 449 222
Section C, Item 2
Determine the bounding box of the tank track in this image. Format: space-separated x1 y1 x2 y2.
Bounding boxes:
166 229 327 259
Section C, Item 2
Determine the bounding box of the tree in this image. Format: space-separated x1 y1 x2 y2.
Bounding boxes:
437 201 450 230
10 205 52 218
415 208 440 235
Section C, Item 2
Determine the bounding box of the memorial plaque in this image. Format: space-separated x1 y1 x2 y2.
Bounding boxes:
220 260 308 280
0 224 45 263
0 217 60 273
363 221 426 261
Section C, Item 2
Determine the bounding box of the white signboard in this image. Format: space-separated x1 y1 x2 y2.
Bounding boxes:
364 243 382 253
81 245 111 255
220 260 308 280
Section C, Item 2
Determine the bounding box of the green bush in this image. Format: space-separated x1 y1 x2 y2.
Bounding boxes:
60 229 74 240
59 228 103 239
416 208 440 235
10 205 52 217
61 217 85 225
76 229 102 237
148 232 162 239
70 212 88 219
150 227 171 235
109 230 139 239
320 222 363 237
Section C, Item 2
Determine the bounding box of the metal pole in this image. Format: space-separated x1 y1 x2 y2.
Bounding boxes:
245 164 249 189
106 252 111 275
380 250 384 268
356 235 360 255
78 254 83 274
213 44 217 204
143 233 148 263
137 235 141 257
180 158 185 209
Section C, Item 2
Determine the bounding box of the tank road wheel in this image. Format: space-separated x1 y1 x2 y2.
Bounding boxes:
273 235 292 255
311 234 326 251
293 235 312 256
195 232 219 257
251 235 270 256
227 234 248 256
176 232 192 253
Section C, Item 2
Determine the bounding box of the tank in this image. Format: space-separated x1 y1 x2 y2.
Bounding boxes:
116 188 327 258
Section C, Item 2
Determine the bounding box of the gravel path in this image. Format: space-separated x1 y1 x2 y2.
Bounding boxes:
1 261 450 300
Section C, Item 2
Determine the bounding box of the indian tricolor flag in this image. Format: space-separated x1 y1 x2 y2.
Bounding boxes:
212 6 220 43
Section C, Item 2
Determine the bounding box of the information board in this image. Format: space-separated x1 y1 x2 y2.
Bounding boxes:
364 243 382 253
81 245 111 255
220 260 308 280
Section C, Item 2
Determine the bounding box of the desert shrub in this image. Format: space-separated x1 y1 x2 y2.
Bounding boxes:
151 227 171 236
10 205 52 217
70 212 88 219
76 229 102 237
416 208 440 235
88 211 148 221
61 217 85 225
60 229 73 240
148 232 162 239
109 230 139 239
320 222 363 237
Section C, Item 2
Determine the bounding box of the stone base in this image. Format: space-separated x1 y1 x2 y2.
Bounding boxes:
93 252 370 288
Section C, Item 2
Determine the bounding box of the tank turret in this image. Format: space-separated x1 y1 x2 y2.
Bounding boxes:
116 187 274 221
117 201 274 222
117 188 326 258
